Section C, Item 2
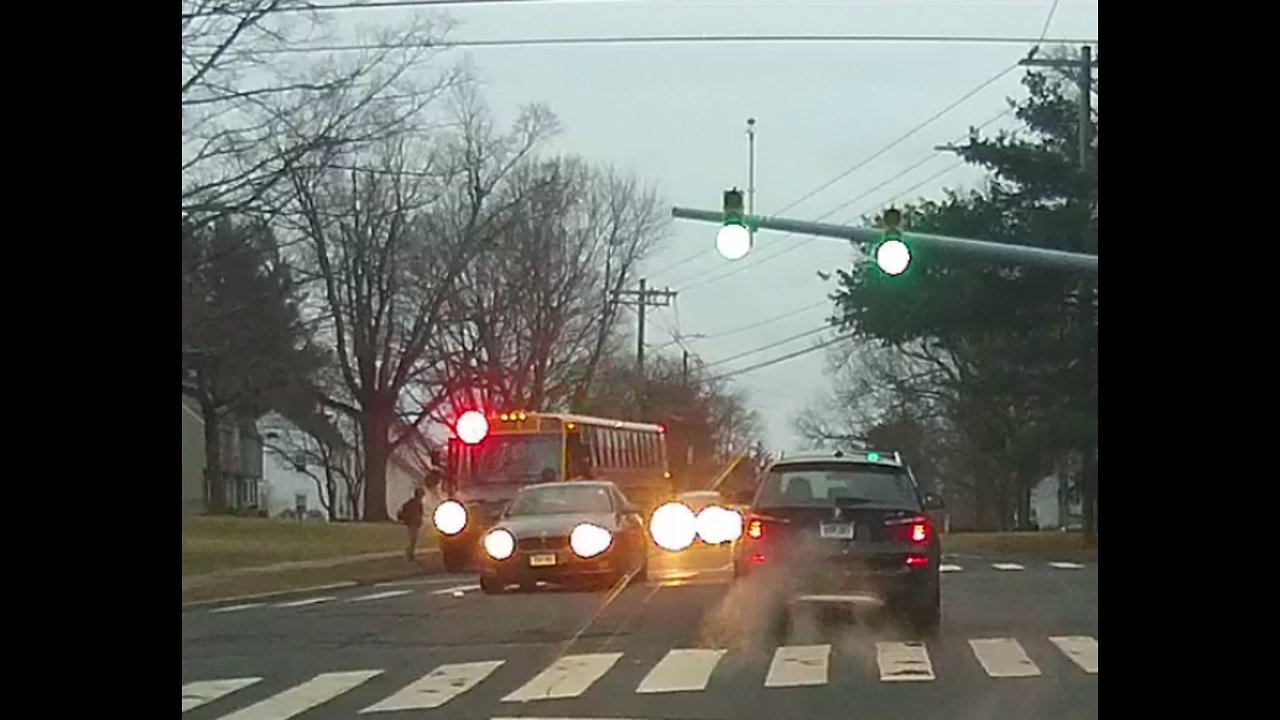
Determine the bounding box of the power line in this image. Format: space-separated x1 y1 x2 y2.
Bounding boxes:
702 333 851 385
704 325 829 368
190 34 1099 55
666 67 1017 292
674 107 1009 293
697 299 831 341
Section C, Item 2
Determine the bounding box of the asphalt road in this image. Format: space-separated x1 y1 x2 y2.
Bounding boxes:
182 546 1098 720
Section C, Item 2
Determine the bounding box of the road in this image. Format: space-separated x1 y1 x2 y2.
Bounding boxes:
182 547 1098 720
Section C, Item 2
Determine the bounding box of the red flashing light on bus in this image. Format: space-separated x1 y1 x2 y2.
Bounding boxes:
455 410 489 445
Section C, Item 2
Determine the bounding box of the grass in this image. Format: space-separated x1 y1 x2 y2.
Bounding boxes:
943 531 1098 561
181 516 444 603
181 515 433 577
181 556 435 604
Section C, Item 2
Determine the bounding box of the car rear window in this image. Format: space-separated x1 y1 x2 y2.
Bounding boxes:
757 463 919 509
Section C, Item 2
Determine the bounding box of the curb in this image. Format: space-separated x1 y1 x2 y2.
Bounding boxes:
182 550 443 607
182 581 360 608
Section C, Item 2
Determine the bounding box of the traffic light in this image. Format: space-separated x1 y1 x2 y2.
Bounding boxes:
716 188 752 260
874 207 911 276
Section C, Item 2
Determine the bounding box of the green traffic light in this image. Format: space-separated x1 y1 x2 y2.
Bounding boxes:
876 231 910 276
866 452 881 461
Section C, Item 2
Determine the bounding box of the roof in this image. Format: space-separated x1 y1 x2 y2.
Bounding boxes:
770 449 906 469
518 412 664 434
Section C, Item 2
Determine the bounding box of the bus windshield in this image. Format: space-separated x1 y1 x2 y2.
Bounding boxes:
453 434 562 485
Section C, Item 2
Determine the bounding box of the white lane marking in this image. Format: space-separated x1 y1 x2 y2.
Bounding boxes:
940 564 963 572
275 596 334 608
992 563 1024 571
361 660 504 712
1049 561 1085 569
430 584 480 596
876 641 935 682
346 590 412 603
210 603 265 614
502 653 623 702
182 678 261 712
635 648 726 694
764 645 830 688
376 575 467 588
1049 636 1099 674
968 638 1042 678
215 670 382 720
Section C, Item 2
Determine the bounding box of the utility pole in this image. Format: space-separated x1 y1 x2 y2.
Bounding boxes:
746 118 756 245
1021 45 1096 542
612 279 676 412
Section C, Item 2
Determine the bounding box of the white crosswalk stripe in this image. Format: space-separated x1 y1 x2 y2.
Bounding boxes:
184 635 1095 715
991 563 1025 571
1049 636 1099 674
362 661 505 712
968 638 1041 677
502 653 623 702
876 641 935 682
764 644 830 687
635 648 726 693
212 670 382 720
183 678 261 712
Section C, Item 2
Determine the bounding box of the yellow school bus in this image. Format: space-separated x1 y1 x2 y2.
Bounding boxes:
434 409 672 572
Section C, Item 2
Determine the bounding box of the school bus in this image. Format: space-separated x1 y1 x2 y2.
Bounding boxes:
432 409 672 572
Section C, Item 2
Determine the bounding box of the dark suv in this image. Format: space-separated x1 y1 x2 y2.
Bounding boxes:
731 450 945 638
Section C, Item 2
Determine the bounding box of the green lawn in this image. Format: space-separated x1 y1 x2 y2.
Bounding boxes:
944 531 1097 561
182 515 423 577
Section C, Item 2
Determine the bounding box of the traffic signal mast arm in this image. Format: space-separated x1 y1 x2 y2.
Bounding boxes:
673 206 1098 274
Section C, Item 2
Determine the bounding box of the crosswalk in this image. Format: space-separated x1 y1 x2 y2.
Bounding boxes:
182 635 1097 717
192 561 1091 616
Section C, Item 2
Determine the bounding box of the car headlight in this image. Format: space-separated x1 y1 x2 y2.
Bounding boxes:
433 500 467 536
696 505 744 544
483 528 515 560
570 523 612 558
649 502 697 551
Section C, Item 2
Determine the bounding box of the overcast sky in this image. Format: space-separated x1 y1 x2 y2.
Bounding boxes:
326 0 1099 451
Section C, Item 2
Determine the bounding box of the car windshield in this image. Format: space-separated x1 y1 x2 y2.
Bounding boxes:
507 484 614 516
453 435 562 485
757 463 920 510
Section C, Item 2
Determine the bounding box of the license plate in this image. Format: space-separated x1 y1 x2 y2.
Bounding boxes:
820 523 854 539
529 553 557 567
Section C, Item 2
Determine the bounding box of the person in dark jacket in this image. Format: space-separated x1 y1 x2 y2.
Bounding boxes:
398 487 426 562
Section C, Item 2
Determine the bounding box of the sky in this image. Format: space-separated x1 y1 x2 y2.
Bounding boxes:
311 0 1099 452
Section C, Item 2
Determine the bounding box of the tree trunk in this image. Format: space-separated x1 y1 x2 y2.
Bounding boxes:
200 398 226 514
1082 449 1097 544
362 408 391 521
1016 479 1032 530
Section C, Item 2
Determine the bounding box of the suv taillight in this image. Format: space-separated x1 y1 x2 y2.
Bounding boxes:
746 518 764 540
886 516 931 545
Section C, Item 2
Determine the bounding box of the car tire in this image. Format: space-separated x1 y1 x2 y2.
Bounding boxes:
441 545 470 574
767 605 790 645
908 581 941 638
479 574 506 595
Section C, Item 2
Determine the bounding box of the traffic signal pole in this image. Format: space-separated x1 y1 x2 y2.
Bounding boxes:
671 206 1099 274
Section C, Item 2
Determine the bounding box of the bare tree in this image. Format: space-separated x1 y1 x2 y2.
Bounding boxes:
434 157 667 414
181 1 460 227
284 84 559 520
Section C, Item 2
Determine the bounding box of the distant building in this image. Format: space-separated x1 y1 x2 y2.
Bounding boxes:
183 397 442 519
180 398 264 515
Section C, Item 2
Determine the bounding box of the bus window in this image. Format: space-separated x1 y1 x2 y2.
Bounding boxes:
587 427 602 470
567 432 593 478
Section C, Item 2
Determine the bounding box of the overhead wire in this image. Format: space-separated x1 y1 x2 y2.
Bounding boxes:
693 1 1072 392
672 105 1013 292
